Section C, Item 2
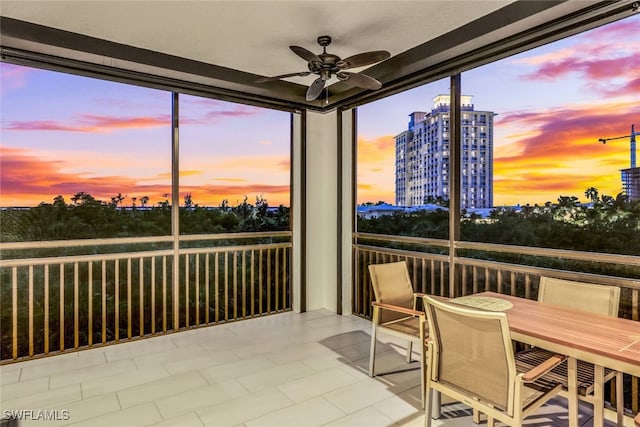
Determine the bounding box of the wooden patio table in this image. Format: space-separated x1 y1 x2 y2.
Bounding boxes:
453 292 640 427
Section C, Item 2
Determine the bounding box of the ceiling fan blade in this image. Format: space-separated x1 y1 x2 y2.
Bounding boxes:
337 72 382 90
306 77 326 101
290 46 322 64
255 71 311 83
336 50 390 69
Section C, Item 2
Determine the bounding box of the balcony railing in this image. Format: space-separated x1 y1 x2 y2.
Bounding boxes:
353 232 640 415
0 231 292 363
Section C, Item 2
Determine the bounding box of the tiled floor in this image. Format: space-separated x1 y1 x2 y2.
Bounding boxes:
0 310 617 426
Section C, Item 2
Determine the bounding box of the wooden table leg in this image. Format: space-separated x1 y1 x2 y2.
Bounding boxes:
593 365 604 427
568 357 579 427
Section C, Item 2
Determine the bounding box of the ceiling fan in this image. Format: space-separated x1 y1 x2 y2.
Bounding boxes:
256 35 390 101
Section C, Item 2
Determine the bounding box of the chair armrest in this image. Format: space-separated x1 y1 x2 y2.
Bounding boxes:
372 302 425 318
521 354 566 383
413 292 428 298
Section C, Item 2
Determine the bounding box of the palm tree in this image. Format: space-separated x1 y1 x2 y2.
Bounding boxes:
110 193 125 209
585 187 599 203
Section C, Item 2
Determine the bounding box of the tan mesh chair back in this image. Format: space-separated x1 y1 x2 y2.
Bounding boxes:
368 261 414 323
536 276 623 425
424 295 515 413
538 277 620 317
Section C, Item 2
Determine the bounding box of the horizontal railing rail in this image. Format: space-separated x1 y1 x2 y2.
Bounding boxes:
354 232 640 266
353 234 640 415
456 240 640 267
1 231 293 250
1 232 292 363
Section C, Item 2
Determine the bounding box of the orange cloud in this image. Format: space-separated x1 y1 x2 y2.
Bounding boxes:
202 155 290 171
358 135 395 163
357 135 396 204
493 101 638 205
212 177 248 182
183 184 290 207
0 147 170 206
155 170 203 179
277 159 290 170
3 114 171 132
0 147 290 207
180 170 203 177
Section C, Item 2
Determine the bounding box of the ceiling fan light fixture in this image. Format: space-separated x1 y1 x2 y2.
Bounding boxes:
257 35 390 101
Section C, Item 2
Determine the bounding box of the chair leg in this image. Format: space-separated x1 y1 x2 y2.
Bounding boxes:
369 324 377 377
431 391 441 419
419 347 425 409
406 340 413 363
424 377 433 427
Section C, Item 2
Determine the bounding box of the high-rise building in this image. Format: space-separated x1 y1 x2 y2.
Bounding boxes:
395 95 494 208
621 125 638 202
621 167 640 202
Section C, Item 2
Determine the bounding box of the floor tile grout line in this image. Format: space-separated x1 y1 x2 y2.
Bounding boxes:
194 410 207 427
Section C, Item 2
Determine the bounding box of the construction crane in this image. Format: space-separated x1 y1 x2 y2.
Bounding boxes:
599 124 638 201
599 124 636 168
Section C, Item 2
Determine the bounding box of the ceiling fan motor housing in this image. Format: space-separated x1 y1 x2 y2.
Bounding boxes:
317 35 332 47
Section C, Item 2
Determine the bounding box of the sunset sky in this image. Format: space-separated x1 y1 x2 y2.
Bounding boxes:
0 70 291 207
1 14 639 209
358 14 639 206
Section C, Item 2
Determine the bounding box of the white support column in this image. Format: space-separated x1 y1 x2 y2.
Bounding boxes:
340 109 354 315
305 110 338 311
291 112 303 313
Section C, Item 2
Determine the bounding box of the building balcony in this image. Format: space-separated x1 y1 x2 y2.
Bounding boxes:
2 232 638 426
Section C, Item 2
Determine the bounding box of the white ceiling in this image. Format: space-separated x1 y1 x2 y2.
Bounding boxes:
1 0 623 108
0 0 513 83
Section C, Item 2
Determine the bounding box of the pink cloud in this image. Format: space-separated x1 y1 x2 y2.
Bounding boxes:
3 114 171 132
0 63 35 93
587 17 640 42
521 54 640 83
0 146 290 207
202 105 261 121
179 98 264 124
497 103 639 160
518 14 639 92
604 77 640 97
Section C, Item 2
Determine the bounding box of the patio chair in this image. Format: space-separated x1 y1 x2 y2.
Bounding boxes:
368 261 427 406
516 277 624 424
422 295 566 427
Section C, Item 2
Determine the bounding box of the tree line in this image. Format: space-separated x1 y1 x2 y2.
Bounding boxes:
358 189 640 256
0 192 290 242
